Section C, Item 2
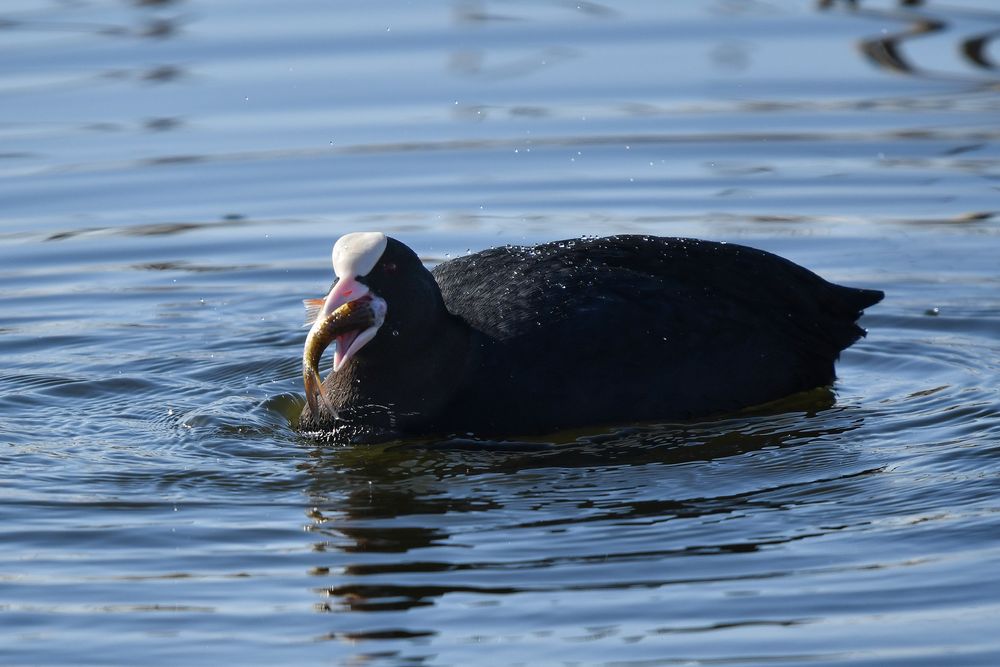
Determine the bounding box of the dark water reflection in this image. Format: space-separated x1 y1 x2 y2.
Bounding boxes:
292 394 948 653
2 0 1000 665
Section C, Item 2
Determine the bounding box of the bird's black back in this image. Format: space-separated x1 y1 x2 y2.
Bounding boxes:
431 236 882 432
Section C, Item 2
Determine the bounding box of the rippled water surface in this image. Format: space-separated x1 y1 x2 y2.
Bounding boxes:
2 1 1000 665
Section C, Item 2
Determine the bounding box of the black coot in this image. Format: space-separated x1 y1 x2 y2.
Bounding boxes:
298 233 883 443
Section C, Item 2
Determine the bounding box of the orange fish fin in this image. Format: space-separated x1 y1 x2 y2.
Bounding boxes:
303 298 324 326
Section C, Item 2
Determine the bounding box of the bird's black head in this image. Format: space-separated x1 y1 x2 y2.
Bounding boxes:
356 236 446 355
303 233 445 377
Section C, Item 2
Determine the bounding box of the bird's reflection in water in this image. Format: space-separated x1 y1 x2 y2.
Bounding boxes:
299 386 870 624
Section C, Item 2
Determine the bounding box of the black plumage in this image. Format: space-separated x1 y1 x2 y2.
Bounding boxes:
298 235 883 443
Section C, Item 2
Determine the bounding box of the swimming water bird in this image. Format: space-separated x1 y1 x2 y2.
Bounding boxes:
298 232 883 443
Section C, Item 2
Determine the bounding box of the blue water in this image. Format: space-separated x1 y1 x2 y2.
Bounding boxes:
2 1 999 665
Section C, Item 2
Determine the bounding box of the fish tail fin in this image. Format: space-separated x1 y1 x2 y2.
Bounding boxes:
303 367 337 419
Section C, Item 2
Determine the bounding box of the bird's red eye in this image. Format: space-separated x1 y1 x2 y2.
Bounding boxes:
382 261 398 273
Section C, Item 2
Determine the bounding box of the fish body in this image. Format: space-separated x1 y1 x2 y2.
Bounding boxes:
302 296 385 417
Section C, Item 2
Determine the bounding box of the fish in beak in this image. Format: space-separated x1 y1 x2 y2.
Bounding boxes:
302 278 387 416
